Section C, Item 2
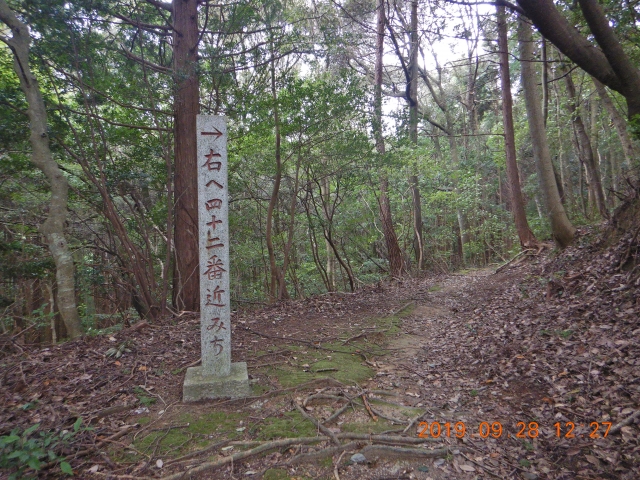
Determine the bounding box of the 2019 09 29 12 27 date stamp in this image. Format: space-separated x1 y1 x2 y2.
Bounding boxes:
416 421 612 440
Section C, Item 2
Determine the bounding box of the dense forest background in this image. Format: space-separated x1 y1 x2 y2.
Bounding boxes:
1 0 639 341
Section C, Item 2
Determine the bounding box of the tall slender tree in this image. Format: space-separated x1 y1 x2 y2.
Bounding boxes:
518 17 575 248
496 6 537 248
265 33 287 302
594 79 638 172
373 0 405 277
0 0 83 338
385 0 422 270
407 0 423 270
562 66 608 219
172 0 200 311
515 0 640 125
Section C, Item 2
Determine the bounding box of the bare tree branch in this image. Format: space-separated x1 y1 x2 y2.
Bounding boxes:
144 0 172 13
112 12 173 33
120 45 171 73
444 0 525 16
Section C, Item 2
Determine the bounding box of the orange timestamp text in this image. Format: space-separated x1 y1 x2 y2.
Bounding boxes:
417 421 612 439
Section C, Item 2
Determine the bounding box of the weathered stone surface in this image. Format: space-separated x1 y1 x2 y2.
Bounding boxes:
183 362 251 401
197 115 231 376
182 115 250 402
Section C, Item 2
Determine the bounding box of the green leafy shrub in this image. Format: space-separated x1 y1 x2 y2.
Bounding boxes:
0 418 85 478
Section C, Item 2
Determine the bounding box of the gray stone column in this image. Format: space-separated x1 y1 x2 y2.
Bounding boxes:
183 115 250 401
197 115 231 375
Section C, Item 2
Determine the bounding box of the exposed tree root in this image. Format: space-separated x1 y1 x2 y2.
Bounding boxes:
163 439 231 466
325 403 351 423
359 444 465 460
211 377 346 407
156 431 450 479
287 441 359 465
336 433 439 444
495 249 533 273
158 436 327 480
293 400 340 445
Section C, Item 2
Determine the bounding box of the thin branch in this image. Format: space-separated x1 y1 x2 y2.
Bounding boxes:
43 59 172 116
144 0 172 12
444 0 525 16
112 12 172 32
56 106 171 132
120 45 171 73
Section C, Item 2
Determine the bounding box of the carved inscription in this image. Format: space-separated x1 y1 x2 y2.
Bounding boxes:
197 115 230 375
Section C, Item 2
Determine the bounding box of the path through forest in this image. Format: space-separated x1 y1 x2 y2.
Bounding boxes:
2 235 639 479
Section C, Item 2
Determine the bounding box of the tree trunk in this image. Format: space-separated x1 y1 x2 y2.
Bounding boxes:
409 175 423 269
575 0 640 121
563 67 609 219
0 0 83 338
323 229 355 292
278 154 301 300
448 136 470 254
172 0 200 311
594 79 638 171
320 177 336 290
541 38 549 126
579 165 587 217
45 282 58 344
305 207 331 291
62 140 158 319
496 6 538 248
265 44 286 301
559 139 572 207
599 114 613 196
518 18 576 248
408 0 419 145
590 94 607 204
408 0 423 270
516 0 640 124
374 0 404 277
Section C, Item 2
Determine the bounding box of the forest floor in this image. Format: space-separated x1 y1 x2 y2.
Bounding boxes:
1 223 639 479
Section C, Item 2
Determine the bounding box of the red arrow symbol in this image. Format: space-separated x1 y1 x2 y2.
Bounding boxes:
200 127 223 138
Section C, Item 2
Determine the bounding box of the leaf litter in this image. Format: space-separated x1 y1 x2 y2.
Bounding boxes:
0 224 638 478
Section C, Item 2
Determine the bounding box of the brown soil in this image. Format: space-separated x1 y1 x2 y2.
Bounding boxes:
1 225 639 479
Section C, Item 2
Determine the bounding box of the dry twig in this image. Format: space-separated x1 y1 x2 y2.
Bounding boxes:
361 394 378 421
610 410 640 434
334 450 346 480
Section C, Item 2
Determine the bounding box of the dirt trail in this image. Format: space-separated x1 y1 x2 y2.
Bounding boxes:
356 267 539 479
3 258 636 479
234 266 543 480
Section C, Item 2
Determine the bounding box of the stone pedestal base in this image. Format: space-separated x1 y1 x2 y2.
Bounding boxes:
183 362 251 401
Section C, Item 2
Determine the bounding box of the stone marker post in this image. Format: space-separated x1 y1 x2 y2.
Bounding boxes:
183 115 251 401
